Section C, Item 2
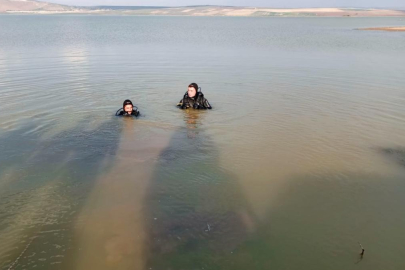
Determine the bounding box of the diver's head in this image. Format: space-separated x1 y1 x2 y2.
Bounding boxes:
188 83 198 98
123 99 133 114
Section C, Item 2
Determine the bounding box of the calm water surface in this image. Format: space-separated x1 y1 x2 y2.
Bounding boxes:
0 15 405 270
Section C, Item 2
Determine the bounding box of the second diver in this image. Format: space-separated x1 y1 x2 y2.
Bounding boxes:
177 83 212 110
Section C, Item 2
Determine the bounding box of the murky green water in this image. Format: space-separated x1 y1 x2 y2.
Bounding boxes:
1 15 405 270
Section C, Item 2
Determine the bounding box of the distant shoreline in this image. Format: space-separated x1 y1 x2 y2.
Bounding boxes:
359 26 405 31
2 12 405 18
1 2 405 17
2 13 405 19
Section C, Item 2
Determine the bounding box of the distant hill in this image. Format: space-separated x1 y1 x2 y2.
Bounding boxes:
0 0 81 13
90 6 169 10
1 1 405 17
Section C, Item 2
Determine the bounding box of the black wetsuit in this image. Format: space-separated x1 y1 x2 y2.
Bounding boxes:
177 92 212 110
116 109 140 117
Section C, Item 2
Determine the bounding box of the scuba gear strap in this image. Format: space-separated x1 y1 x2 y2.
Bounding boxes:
115 106 139 116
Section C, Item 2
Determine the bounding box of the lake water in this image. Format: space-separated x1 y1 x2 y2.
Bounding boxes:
0 15 405 270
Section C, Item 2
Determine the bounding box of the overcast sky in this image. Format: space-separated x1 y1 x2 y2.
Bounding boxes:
46 0 405 8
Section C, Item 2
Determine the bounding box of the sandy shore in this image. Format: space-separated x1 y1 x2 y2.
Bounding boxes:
359 27 405 31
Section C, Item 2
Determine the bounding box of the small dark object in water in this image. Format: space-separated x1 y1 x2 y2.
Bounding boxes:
379 147 405 167
359 243 365 257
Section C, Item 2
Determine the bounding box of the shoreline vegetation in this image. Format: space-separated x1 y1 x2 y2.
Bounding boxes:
1 0 405 17
358 26 405 31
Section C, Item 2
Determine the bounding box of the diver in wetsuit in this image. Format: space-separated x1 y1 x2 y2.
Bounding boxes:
116 99 140 117
177 83 212 110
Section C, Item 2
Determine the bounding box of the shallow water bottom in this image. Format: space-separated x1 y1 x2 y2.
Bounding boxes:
1 16 405 270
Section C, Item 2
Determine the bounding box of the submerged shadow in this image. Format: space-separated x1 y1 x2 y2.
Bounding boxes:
0 118 123 270
142 111 258 270
378 147 405 167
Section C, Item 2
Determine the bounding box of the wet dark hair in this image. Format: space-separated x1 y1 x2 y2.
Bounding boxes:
188 83 198 91
123 99 133 109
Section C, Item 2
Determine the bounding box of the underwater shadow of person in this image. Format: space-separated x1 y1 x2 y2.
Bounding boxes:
142 110 258 270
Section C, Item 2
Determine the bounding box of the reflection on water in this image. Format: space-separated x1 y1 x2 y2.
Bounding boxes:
184 109 205 139
1 16 405 270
